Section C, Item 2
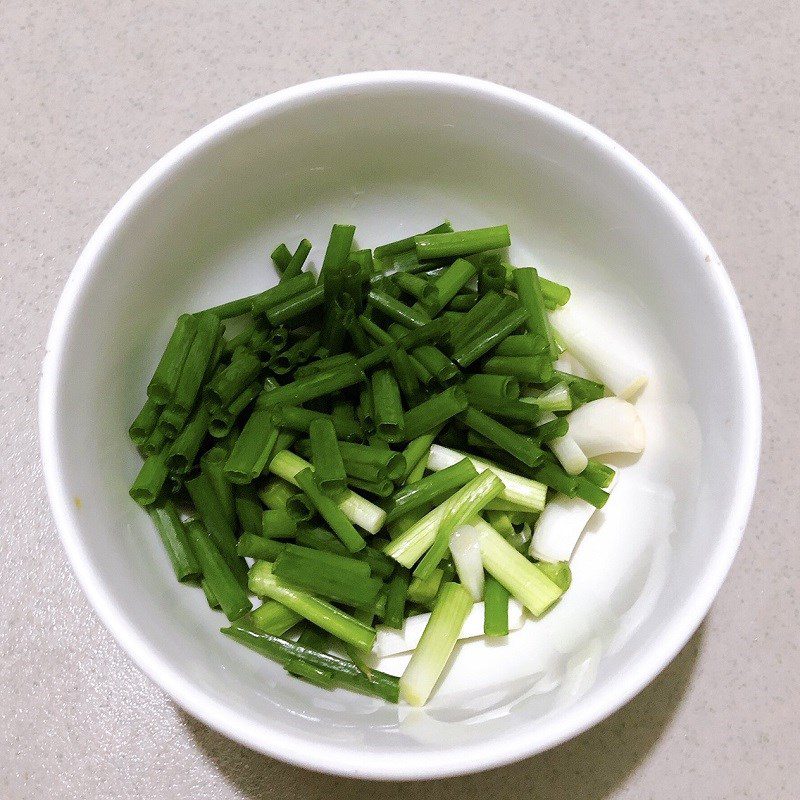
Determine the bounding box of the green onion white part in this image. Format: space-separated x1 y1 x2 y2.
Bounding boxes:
537 411 588 475
449 524 484 600
528 493 597 562
399 582 474 706
565 397 645 457
473 517 563 616
426 445 547 511
373 598 525 658
548 305 648 399
268 450 386 534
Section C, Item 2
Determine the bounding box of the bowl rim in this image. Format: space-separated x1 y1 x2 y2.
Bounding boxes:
39 70 761 780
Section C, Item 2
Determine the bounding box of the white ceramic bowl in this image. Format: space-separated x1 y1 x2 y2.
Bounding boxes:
40 72 760 780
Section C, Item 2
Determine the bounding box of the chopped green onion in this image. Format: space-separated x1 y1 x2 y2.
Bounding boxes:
399 582 473 705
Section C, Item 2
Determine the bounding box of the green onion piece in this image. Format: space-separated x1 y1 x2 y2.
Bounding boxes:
385 457 478 524
532 460 579 495
248 561 376 650
285 656 337 689
448 291 504 348
534 560 572 591
129 396 163 446
261 509 297 539
171 312 223 414
283 492 313 523
146 314 198 404
399 582 473 705
395 317 452 349
209 381 260 438
156 404 191 439
331 401 363 443
223 325 254 356
146 502 201 581
533 416 569 443
343 475 391 497
221 624 398 702
272 552 382 608
186 521 252 621
309 418 348 495
185 472 245 573
258 477 295 511
393 272 439 305
204 349 261 410
494 334 549 357
294 468 366 552
368 288 431 329
447 293 478 311
319 223 356 287
140 422 168 457
384 569 410 629
222 409 279 484
200 292 263 320
249 600 303 636
266 284 325 326
512 267 558 360
271 243 292 272
357 382 374 431
483 575 510 636
358 314 396 347
371 369 404 441
256 363 365 410
200 579 219 609
404 453 428 485
460 407 544 468
581 459 616 488
283 543 372 579
538 276 571 308
236 533 285 561
374 221 452 262
462 373 520 399
251 272 316 322
281 238 312 283
334 441 405 480
424 259 477 315
462 390 543 425
473 517 562 616
399 429 442 483
165 404 211 473
234 484 263 535
451 307 528 368
410 345 460 385
415 225 510 260
484 509 516 539
293 526 349 556
401 386 468 441
483 355 555 383
406 568 444 605
413 470 503 579
390 348 424 405
200 447 237 531
478 255 507 295
129 455 168 506
573 475 610 508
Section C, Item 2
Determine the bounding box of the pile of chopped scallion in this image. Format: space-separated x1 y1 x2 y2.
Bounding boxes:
128 221 645 706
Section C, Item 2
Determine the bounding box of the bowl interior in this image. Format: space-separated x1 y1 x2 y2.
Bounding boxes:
42 75 757 778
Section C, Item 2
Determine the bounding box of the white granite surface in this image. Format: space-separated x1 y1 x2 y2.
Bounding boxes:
1 1 798 797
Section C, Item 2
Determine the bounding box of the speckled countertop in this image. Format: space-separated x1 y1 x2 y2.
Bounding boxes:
2 1 798 797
